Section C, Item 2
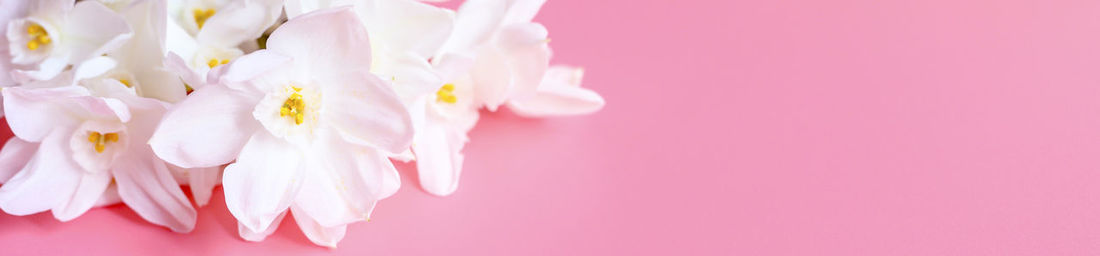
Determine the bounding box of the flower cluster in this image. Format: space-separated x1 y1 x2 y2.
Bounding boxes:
0 0 602 247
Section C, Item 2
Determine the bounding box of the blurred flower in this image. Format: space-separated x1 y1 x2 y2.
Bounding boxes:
149 8 411 247
5 0 132 83
164 0 282 87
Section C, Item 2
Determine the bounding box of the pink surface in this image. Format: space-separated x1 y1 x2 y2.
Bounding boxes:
3 0 1100 255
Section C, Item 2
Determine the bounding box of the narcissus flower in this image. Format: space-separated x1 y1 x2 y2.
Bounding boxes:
149 8 411 247
165 0 282 89
408 0 604 196
0 84 197 232
5 0 132 83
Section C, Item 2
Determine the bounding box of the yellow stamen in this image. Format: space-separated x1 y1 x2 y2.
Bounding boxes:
436 83 457 103
207 58 230 68
193 8 216 29
280 87 306 125
119 79 132 88
25 24 50 50
87 132 119 153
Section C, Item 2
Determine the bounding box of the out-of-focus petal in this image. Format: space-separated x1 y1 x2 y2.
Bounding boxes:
506 66 604 117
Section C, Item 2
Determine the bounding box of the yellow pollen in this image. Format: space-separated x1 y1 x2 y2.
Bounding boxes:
86 132 119 153
279 87 306 125
436 83 457 103
119 79 132 88
193 8 216 29
207 58 231 68
25 24 50 50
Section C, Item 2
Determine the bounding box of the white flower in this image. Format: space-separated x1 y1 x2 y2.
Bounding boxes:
164 0 282 86
406 0 604 196
285 0 455 103
149 8 412 247
0 84 197 232
5 0 132 83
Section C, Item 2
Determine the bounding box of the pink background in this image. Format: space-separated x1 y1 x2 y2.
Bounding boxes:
3 0 1100 255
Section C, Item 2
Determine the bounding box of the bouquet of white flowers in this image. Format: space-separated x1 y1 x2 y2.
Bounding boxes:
0 0 602 247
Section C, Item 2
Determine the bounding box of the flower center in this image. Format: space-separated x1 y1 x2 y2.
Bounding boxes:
279 87 306 125
193 8 216 29
436 83 457 104
118 79 132 88
87 132 119 153
207 58 229 68
25 23 50 50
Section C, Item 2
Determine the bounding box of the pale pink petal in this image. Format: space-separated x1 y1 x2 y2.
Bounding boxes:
322 71 413 153
0 128 82 216
223 130 304 233
239 211 287 242
148 83 261 168
0 137 37 182
266 7 372 78
112 150 197 232
291 205 350 248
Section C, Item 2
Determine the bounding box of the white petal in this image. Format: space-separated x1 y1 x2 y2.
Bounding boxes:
441 0 508 54
62 1 133 63
148 83 261 168
291 205 350 248
323 71 414 153
506 66 604 117
369 0 454 58
266 7 372 77
378 53 443 104
164 52 203 89
223 130 304 233
294 132 396 227
0 137 37 182
502 0 546 24
187 166 221 207
239 211 287 242
112 149 198 233
413 113 471 196
215 49 292 93
52 171 111 221
93 182 121 207
0 128 82 216
2 86 93 142
493 22 550 101
196 0 283 48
